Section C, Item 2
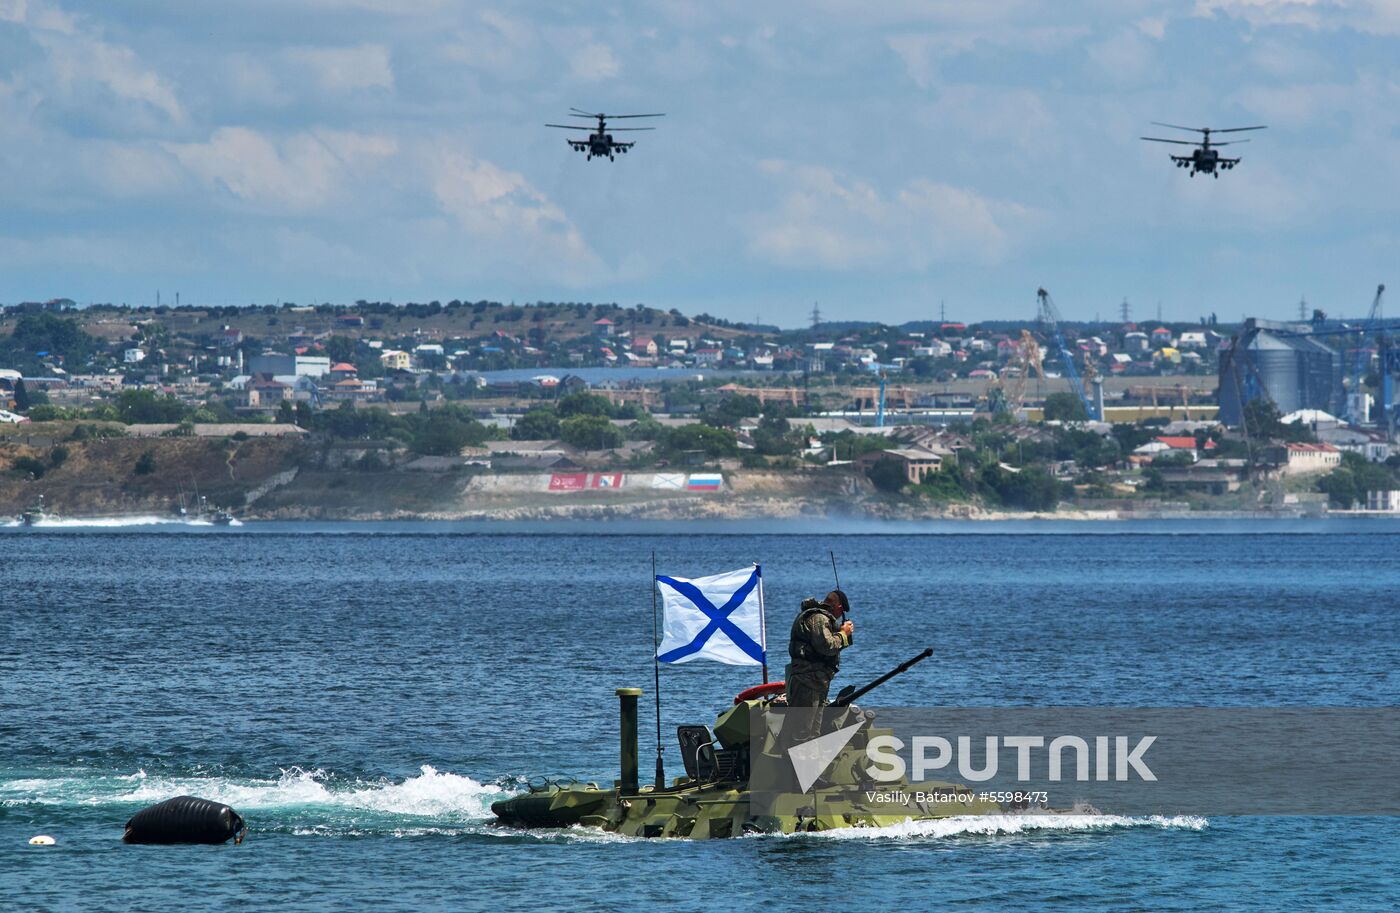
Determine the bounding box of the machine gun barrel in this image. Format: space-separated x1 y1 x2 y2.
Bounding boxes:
830 648 933 708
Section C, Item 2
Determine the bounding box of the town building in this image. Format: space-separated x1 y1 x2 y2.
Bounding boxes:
242 376 293 410
1365 490 1400 511
249 352 331 378
1281 442 1342 476
855 447 945 484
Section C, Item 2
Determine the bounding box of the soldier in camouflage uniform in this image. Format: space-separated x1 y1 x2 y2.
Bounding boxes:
784 590 853 743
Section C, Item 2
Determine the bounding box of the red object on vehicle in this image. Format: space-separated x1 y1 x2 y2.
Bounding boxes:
734 682 786 704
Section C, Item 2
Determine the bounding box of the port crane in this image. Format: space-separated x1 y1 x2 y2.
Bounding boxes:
988 330 1044 417
1342 284 1387 426
1037 288 1102 421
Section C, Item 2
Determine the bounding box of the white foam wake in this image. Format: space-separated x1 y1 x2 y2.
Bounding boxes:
1 516 237 528
783 811 1208 840
1 765 507 821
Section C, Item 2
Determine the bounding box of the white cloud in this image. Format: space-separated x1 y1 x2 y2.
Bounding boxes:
886 33 968 89
1087 28 1159 85
748 161 1026 270
0 0 75 33
167 127 396 211
286 44 394 91
35 29 184 122
1193 0 1330 29
570 42 620 81
426 147 601 276
81 142 184 198
1192 0 1400 35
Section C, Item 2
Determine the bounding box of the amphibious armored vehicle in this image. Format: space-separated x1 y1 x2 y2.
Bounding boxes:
492 651 1005 838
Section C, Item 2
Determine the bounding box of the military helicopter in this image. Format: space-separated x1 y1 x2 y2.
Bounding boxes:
545 108 664 161
1140 122 1267 178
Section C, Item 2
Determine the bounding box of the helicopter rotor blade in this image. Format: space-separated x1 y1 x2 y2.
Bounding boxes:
608 127 655 132
607 113 665 119
1212 139 1250 146
1150 121 1207 133
569 107 601 117
1141 137 1198 145
1212 125 1267 133
545 124 593 130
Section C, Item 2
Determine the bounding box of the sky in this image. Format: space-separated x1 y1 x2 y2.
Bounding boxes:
1 0 1399 328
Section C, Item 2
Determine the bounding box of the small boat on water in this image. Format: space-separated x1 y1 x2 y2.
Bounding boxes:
18 494 53 526
211 508 236 526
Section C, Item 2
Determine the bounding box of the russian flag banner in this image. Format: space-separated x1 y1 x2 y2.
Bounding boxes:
686 473 722 491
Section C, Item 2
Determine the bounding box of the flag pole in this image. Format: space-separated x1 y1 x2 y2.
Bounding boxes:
651 551 665 788
755 561 768 684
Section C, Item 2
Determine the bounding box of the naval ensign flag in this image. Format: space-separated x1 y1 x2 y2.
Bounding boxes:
655 564 766 667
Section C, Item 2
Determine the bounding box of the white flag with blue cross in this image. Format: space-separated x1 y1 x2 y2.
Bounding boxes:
655 564 766 667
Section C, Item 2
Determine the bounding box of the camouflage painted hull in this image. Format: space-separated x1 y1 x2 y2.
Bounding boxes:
491 780 1002 839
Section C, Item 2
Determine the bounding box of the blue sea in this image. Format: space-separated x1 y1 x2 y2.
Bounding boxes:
3 520 1398 912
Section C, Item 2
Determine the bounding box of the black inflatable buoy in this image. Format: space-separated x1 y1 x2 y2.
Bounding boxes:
123 795 246 845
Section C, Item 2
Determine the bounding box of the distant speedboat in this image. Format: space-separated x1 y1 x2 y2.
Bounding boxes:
211 509 235 526
18 494 52 526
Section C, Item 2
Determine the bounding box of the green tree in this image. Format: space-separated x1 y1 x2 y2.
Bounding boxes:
626 414 666 441
865 457 909 493
11 455 46 478
704 394 762 428
1152 451 1194 468
560 414 625 450
13 378 30 412
753 413 796 456
1318 451 1396 507
914 467 972 502
557 392 613 418
134 450 157 475
27 406 75 423
664 423 739 458
978 465 1064 511
1043 392 1088 422
412 415 484 455
513 407 560 440
325 335 356 363
115 389 187 423
4 313 99 370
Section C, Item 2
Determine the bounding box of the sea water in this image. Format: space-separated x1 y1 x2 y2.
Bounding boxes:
2 520 1397 911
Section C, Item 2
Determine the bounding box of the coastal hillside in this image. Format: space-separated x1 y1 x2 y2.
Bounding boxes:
0 426 879 520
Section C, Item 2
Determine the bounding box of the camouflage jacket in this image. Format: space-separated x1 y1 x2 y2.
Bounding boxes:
786 603 851 678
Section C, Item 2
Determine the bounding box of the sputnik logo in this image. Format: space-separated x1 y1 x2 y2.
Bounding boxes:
787 721 865 792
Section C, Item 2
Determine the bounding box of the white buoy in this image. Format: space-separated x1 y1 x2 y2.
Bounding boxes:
29 835 56 846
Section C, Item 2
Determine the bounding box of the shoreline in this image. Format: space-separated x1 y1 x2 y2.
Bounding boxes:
1 502 1369 524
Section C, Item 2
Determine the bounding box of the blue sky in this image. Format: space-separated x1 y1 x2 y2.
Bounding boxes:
1 1 1399 327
